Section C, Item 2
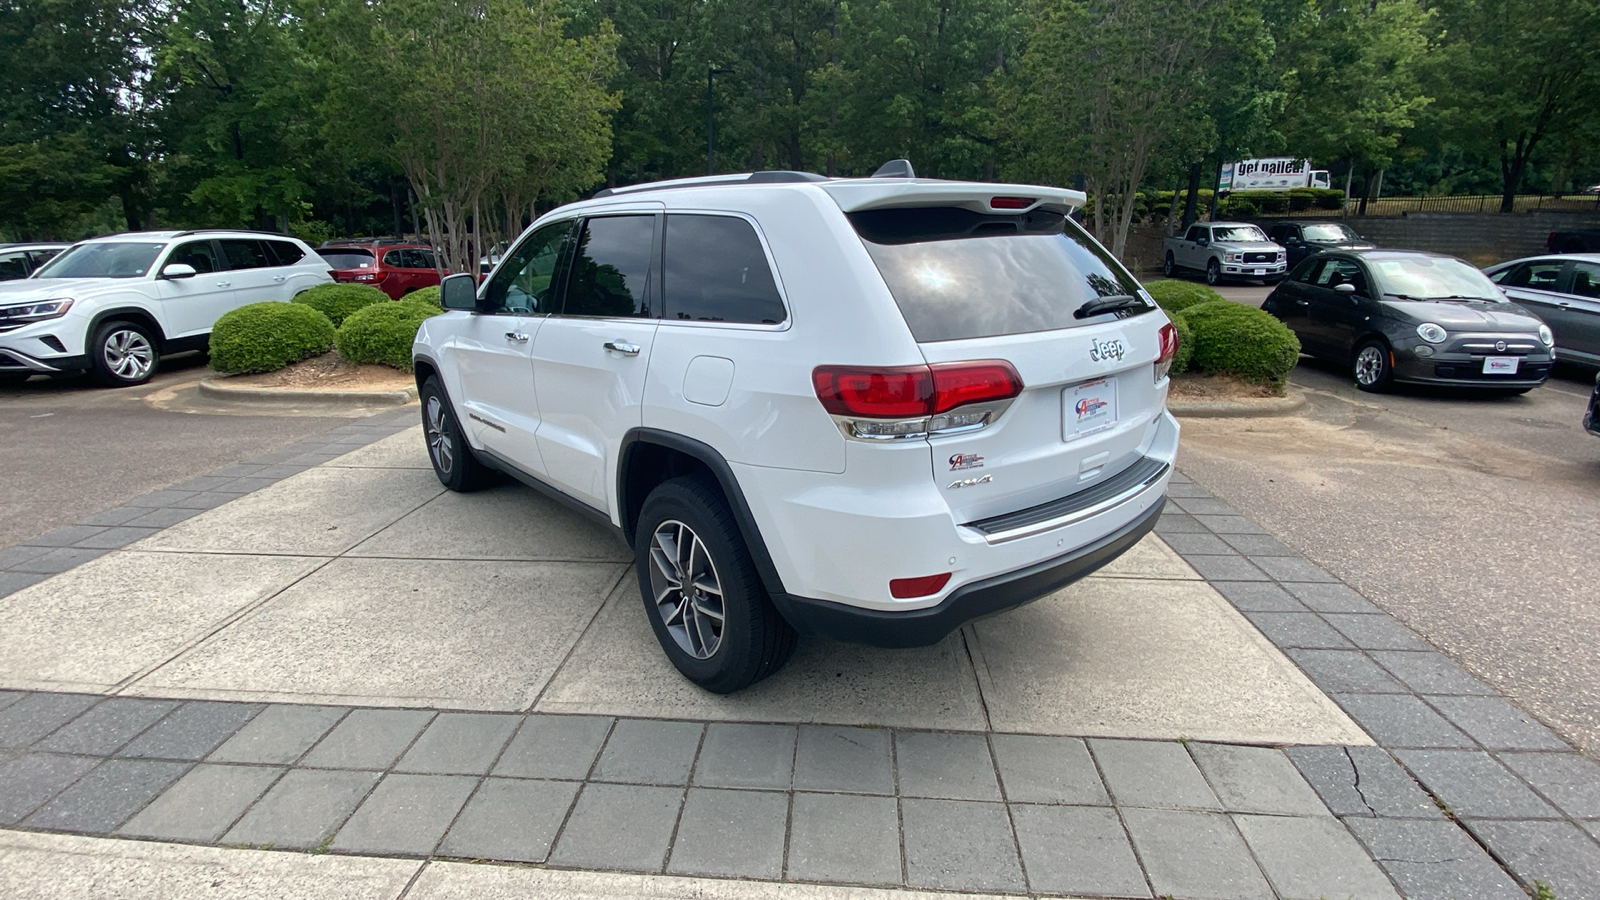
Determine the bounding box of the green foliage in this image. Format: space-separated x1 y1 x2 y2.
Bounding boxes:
407 285 442 309
1169 311 1194 376
1180 300 1302 384
291 283 388 327
1145 280 1226 313
333 301 438 371
209 302 336 374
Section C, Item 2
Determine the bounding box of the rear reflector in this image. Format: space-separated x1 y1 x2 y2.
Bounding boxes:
1155 322 1178 382
813 361 1022 419
890 572 952 599
990 196 1035 210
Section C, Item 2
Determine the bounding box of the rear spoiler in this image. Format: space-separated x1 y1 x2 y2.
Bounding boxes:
818 180 1086 216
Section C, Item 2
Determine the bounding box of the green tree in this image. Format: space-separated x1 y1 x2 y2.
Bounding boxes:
1424 0 1600 211
589 0 712 183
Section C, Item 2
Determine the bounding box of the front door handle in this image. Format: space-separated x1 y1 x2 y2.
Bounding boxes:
604 340 641 356
216 281 232 288
505 332 529 343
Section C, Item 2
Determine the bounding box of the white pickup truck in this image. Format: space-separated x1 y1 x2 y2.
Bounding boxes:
1162 221 1288 286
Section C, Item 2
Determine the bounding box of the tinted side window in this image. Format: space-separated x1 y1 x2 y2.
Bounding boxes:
1290 258 1321 283
1500 261 1563 290
0 250 28 280
1572 262 1600 298
383 249 406 268
482 221 572 314
662 216 785 324
1184 225 1205 242
169 240 221 274
414 249 437 269
266 241 304 266
562 215 656 318
1315 259 1369 295
218 239 271 270
1268 225 1288 242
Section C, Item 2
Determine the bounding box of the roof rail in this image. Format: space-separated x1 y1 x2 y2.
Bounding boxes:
592 170 828 199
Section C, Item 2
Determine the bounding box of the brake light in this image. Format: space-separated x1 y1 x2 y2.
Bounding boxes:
890 573 951 599
1155 322 1178 382
813 361 1022 440
990 196 1034 210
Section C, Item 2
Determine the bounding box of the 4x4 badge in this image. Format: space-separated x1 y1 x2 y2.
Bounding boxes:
947 474 993 489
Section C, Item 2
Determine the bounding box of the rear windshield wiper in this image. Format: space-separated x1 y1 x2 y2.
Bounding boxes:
1074 294 1149 319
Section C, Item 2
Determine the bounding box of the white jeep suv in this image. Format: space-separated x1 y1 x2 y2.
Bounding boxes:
0 230 330 386
414 165 1181 692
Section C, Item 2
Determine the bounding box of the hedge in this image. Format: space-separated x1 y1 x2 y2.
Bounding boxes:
406 285 442 309
291 282 388 327
334 301 438 371
1168 312 1194 376
1144 280 1225 313
209 302 336 375
1180 300 1302 385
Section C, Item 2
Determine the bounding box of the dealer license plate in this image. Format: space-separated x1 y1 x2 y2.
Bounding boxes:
1064 377 1119 442
1253 268 1266 275
1483 356 1519 375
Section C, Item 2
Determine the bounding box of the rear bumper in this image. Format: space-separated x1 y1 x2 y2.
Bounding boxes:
770 496 1165 648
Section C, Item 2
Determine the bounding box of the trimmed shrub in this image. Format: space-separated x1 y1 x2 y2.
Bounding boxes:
1144 280 1225 313
292 282 388 327
1181 300 1302 385
334 301 438 371
406 285 442 309
1169 311 1194 376
210 302 336 375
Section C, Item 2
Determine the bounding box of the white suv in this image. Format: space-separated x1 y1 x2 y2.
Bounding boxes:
414 165 1181 692
0 230 330 386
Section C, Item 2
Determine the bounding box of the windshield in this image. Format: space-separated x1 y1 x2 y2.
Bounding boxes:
1303 224 1359 242
317 249 375 269
850 207 1151 342
34 242 165 279
1212 225 1267 242
1370 257 1504 301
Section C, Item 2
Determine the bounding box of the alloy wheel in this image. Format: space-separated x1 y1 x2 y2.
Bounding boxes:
425 395 454 474
102 328 154 381
1355 345 1386 386
648 519 726 659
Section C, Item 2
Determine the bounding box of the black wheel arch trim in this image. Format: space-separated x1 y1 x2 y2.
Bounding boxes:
619 428 787 598
87 307 169 350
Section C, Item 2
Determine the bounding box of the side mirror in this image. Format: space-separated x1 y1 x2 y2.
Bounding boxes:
440 273 477 311
1286 236 1302 244
1196 238 1209 246
1334 283 1358 294
160 263 197 280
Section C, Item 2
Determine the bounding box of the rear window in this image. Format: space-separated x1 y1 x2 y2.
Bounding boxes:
850 207 1151 342
317 248 375 269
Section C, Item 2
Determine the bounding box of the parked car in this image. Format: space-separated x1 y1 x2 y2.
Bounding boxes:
1546 229 1600 254
0 243 72 281
1484 254 1600 367
317 239 442 300
1163 221 1288 285
1266 221 1377 266
1262 249 1554 393
414 163 1180 692
1585 371 1600 436
0 230 330 386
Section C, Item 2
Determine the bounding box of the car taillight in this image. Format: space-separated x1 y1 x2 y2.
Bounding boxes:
1155 322 1178 382
813 361 1022 440
989 196 1035 210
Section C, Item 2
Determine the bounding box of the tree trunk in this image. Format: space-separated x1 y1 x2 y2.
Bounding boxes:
1207 158 1223 221
1181 162 1201 230
1500 136 1537 214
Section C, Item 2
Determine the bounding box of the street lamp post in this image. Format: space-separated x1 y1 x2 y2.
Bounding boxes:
707 67 731 176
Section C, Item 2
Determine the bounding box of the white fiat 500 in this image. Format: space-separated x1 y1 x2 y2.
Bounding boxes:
413 162 1180 692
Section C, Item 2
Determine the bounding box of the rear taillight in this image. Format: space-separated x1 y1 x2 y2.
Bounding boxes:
1155 322 1178 382
813 360 1022 440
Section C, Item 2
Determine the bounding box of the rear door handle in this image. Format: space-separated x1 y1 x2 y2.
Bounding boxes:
505 332 529 343
272 275 286 283
604 340 641 356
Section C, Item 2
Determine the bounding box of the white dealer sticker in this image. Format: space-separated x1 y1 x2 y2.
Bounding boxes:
1064 377 1118 442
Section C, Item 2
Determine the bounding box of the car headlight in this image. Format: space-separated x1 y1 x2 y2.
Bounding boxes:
1416 323 1448 344
0 298 74 326
1225 253 1241 262
1538 324 1554 347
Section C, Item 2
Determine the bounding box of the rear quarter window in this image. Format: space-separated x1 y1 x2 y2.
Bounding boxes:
850 207 1151 342
662 215 786 324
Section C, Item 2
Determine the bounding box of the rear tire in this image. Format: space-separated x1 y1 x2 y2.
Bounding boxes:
1163 252 1176 277
90 320 159 387
420 376 495 491
1353 339 1394 393
635 476 797 693
1205 259 1222 286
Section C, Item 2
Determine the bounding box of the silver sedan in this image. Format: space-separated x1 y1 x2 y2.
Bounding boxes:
1486 254 1600 366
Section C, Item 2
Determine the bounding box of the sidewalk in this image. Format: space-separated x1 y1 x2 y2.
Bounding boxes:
0 409 1594 898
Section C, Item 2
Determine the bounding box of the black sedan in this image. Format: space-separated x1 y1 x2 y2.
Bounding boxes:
1267 221 1377 266
1262 250 1555 393
1586 372 1600 437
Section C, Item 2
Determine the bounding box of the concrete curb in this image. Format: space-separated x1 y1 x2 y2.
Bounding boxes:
1168 387 1307 418
198 376 417 407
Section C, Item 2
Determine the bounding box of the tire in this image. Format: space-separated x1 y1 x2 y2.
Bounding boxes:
1163 252 1176 277
1353 339 1394 393
635 475 797 693
89 320 159 387
420 376 495 491
1205 259 1222 286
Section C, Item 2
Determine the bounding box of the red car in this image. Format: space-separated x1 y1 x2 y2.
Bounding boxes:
316 239 442 300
